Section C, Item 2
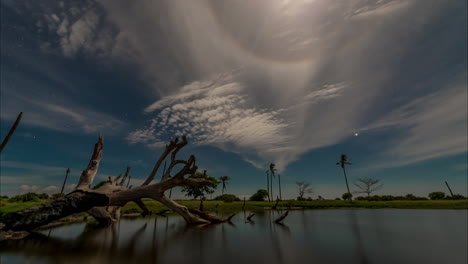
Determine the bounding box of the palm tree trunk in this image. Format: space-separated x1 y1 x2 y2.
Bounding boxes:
342 166 351 201
266 171 271 202
278 174 282 201
270 173 275 202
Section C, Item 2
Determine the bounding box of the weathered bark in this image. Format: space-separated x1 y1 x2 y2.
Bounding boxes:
0 112 23 153
0 135 229 231
1 191 108 231
75 135 103 190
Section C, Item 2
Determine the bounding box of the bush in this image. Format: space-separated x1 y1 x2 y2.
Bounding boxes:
249 189 269 201
297 196 306 201
342 193 353 200
429 192 445 200
9 192 40 202
447 194 466 200
335 198 341 200
38 193 49 199
214 194 240 202
52 193 65 200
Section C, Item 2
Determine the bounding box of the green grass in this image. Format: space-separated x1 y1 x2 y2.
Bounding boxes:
1 198 467 216
120 199 468 214
0 198 49 215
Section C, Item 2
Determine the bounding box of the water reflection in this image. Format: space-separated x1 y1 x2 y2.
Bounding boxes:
1 209 467 264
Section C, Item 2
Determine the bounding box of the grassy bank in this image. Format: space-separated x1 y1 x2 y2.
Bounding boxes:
121 199 468 214
1 198 467 216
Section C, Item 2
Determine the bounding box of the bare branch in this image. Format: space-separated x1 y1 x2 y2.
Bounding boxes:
134 199 150 215
119 167 131 186
0 112 23 153
188 208 236 223
75 135 104 191
247 212 255 221
274 211 289 224
142 139 178 186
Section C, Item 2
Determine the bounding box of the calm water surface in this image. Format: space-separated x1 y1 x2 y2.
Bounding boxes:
1 209 467 264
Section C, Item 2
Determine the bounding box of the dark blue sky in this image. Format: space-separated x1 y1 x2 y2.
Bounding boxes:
1 0 467 198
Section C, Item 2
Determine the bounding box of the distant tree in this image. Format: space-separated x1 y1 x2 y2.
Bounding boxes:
354 177 383 197
317 195 324 200
249 189 269 201
269 163 278 201
214 194 240 202
265 170 271 202
428 192 445 200
181 172 219 209
342 192 353 201
336 154 353 201
218 176 231 194
296 181 313 200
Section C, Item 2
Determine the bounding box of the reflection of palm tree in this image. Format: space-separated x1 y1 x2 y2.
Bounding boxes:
336 154 352 201
219 176 231 194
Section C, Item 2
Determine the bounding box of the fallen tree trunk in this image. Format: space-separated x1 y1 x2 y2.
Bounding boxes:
0 136 230 231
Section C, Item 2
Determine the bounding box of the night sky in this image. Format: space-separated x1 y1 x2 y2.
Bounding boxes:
1 0 467 199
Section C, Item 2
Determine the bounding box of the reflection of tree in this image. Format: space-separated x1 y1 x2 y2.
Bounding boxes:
348 210 369 264
0 218 193 264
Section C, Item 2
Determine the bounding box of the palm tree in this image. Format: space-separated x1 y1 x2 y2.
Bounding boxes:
219 176 231 194
269 163 277 202
265 170 271 202
336 154 352 201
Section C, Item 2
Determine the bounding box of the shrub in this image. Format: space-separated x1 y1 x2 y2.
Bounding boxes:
448 194 466 200
9 192 40 202
249 189 269 201
342 192 353 200
429 192 445 200
38 193 49 199
214 194 240 202
52 193 65 200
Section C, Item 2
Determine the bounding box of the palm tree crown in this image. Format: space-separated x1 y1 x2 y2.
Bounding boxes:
219 176 231 194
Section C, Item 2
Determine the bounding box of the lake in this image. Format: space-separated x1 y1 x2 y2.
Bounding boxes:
1 209 467 264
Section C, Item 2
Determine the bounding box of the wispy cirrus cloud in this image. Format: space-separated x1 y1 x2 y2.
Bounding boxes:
362 80 467 168
1 88 127 135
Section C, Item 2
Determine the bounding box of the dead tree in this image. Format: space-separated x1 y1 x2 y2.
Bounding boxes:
0 112 23 153
296 181 313 200
274 211 289 224
0 135 233 231
354 177 383 197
